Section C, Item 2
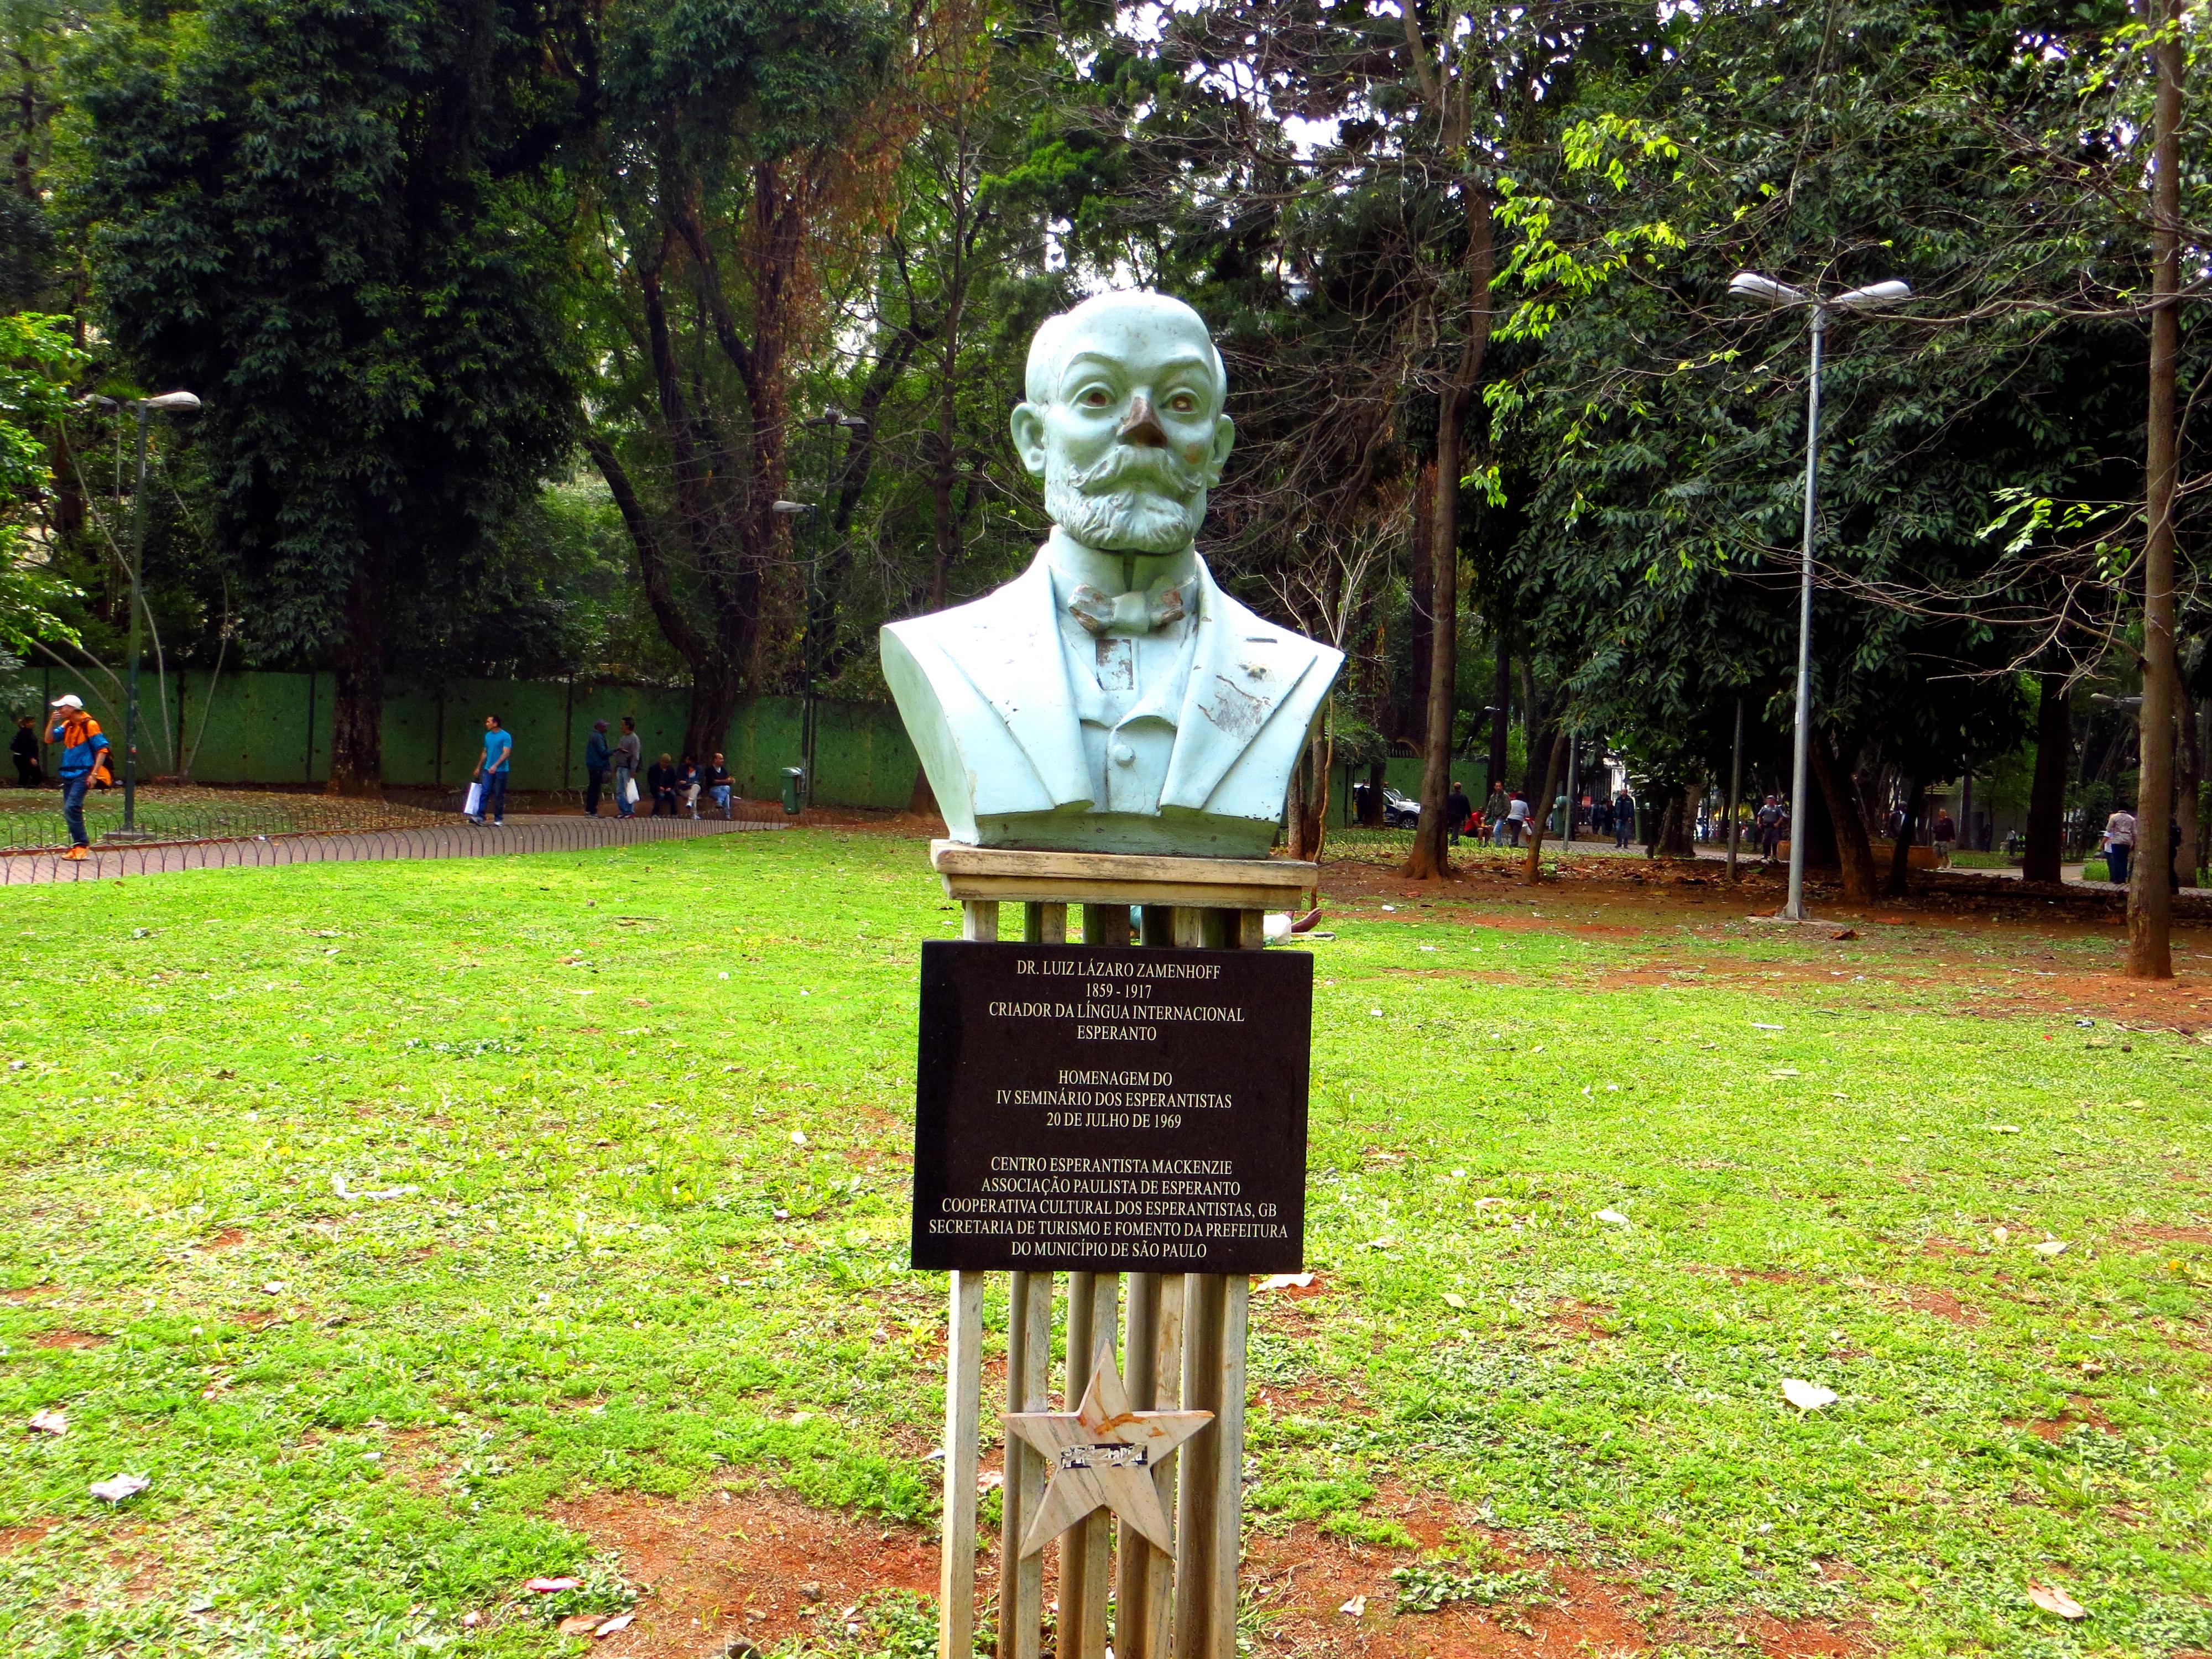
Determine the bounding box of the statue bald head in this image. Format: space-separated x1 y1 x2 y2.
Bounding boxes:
1011 290 1235 556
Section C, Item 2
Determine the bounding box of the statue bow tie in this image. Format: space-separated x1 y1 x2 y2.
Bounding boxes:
1068 581 1192 636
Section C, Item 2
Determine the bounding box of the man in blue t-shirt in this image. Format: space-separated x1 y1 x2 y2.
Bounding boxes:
472 715 513 826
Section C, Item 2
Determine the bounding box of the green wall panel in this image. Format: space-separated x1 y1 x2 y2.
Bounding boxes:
28 666 922 810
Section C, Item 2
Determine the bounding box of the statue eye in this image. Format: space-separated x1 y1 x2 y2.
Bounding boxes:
1079 387 1113 408
1167 392 1198 413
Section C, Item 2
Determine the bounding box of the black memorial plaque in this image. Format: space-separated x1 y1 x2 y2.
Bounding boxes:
911 940 1312 1274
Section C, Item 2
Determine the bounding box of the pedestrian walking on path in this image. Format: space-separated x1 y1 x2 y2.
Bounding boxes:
1505 790 1531 847
1614 787 1636 849
1445 781 1472 847
1756 795 1785 863
583 720 612 816
613 717 642 817
1483 784 1509 846
12 715 41 787
2104 805 2136 887
45 695 109 859
470 716 512 826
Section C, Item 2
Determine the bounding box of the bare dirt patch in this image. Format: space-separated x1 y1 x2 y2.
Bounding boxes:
2007 1396 2120 1442
0 1522 56 1555
204 1227 248 1250
547 1484 935 1657
33 1329 109 1349
1900 1288 1986 1327
2131 1225 2212 1247
3 1282 60 1303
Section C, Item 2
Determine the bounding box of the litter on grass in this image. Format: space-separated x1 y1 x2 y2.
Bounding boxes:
2027 1583 2088 1620
1595 1208 1631 1227
1255 1272 1315 1292
27 1408 65 1436
90 1473 149 1503
1781 1379 1838 1411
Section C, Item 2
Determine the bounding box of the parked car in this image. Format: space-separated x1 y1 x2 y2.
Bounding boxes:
1382 787 1421 829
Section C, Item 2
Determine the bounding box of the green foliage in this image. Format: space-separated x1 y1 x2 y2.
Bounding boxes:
71 0 586 664
0 310 85 652
1391 1558 1557 1615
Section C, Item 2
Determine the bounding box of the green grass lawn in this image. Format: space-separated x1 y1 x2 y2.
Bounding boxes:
1 830 2207 1657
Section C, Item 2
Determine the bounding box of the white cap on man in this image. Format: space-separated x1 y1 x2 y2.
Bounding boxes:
49 694 83 710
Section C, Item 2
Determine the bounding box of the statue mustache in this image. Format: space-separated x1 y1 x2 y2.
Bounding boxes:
1062 444 1208 496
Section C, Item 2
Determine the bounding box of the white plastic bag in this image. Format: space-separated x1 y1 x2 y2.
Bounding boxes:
462 781 482 817
624 776 640 806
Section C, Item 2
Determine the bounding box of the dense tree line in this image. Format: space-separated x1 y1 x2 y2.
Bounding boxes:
2 0 2205 957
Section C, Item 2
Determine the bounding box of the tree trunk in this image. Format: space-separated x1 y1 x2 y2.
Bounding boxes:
1887 776 1924 898
1520 728 1567 883
325 556 385 796
1657 786 1697 857
1808 735 1878 904
1405 179 1495 881
1403 458 1434 743
909 766 938 818
2022 672 2070 883
1487 629 1510 795
685 660 744 770
2175 674 2200 890
1302 717 1332 862
2129 0 2182 978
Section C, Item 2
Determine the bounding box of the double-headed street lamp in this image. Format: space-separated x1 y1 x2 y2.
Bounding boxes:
117 392 202 836
83 390 204 836
1727 273 1909 920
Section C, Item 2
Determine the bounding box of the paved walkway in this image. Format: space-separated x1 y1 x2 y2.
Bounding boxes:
0 813 785 886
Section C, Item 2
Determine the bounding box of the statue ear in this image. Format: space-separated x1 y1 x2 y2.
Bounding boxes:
1205 413 1235 484
1010 403 1048 476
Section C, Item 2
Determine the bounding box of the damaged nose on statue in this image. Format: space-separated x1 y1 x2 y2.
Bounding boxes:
1116 393 1170 447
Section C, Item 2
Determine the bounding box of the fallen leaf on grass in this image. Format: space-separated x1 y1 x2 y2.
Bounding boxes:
1255 1272 1314 1292
1595 1208 1631 1227
2027 1583 2087 1620
526 1577 583 1594
1780 1379 1838 1411
90 1473 149 1503
2033 1239 2069 1256
27 1408 66 1436
558 1615 607 1636
1442 1292 1468 1310
594 1613 635 1637
1338 1594 1367 1618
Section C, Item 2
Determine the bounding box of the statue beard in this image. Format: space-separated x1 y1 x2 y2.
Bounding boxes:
1044 445 1209 555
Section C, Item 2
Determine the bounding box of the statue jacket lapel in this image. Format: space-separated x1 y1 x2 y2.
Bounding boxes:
1160 563 1326 812
938 553 1094 810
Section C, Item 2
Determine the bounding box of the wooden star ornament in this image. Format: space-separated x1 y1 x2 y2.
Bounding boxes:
1003 1343 1213 1557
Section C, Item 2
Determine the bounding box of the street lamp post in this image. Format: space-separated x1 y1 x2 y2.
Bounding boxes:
116 391 201 838
1727 274 1908 920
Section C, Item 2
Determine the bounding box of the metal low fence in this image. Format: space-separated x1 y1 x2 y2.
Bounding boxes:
0 812 785 886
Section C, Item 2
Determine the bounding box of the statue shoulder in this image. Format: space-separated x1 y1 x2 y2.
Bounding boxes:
1201 581 1345 672
884 556 1051 650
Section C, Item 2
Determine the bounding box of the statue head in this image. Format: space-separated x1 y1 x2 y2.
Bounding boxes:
1011 291 1235 557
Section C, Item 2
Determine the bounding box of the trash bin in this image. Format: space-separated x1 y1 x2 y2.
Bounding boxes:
780 766 805 815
